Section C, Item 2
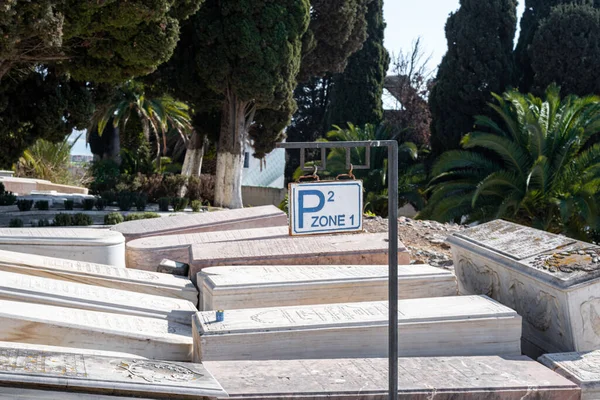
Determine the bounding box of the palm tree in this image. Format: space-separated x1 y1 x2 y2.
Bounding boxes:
89 82 193 165
419 84 600 240
16 134 80 185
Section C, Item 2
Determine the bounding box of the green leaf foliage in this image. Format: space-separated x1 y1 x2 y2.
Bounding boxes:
420 85 600 241
428 0 517 156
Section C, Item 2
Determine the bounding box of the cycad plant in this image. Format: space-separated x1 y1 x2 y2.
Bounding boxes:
419 85 600 241
16 134 80 185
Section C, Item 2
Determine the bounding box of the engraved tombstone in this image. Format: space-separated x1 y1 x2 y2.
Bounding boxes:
197 264 457 310
0 346 227 398
0 299 193 361
126 226 289 270
0 270 197 325
192 295 521 361
540 350 600 400
0 228 126 267
0 249 198 304
112 205 288 242
448 219 600 356
189 233 411 283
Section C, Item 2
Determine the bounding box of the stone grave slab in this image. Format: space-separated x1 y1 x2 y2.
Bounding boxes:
0 340 145 359
189 233 411 284
205 356 579 400
192 295 521 362
540 350 600 400
0 228 126 267
112 205 287 242
126 226 289 270
197 264 457 311
447 219 600 356
0 249 198 304
0 270 197 325
0 299 192 361
0 346 227 399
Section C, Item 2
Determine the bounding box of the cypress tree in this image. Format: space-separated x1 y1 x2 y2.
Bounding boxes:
530 3 600 96
428 0 517 156
325 0 390 128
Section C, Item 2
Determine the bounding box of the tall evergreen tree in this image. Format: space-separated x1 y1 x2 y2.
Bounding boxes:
428 0 517 156
514 0 573 92
530 3 600 96
325 0 389 128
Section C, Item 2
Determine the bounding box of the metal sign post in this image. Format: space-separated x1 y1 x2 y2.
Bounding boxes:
276 140 399 400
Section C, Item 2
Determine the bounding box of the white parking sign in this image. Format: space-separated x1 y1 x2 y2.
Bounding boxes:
289 181 363 235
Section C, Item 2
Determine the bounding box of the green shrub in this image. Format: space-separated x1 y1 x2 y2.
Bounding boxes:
124 212 161 222
135 194 147 211
104 212 124 225
100 190 117 205
0 184 16 206
73 213 93 226
163 174 187 198
171 197 189 212
185 176 202 201
9 218 23 227
37 219 51 227
53 213 73 226
89 160 120 194
35 200 49 211
118 192 133 211
95 197 106 211
64 199 74 210
16 199 34 212
82 198 96 211
158 197 170 212
191 200 202 212
0 182 4 194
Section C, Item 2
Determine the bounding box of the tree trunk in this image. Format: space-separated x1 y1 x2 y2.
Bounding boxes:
180 131 207 197
214 90 248 209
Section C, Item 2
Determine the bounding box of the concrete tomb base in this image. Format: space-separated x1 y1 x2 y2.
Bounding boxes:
192 295 521 362
197 264 457 310
189 233 411 284
540 350 600 400
0 270 197 325
0 228 126 267
0 345 227 399
0 299 192 361
0 250 198 304
205 356 579 400
126 226 289 270
448 219 600 354
112 205 287 242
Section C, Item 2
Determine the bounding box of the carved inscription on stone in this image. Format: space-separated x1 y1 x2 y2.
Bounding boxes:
115 360 204 383
457 257 499 297
456 220 574 260
40 258 158 281
530 248 600 274
507 280 562 333
0 348 87 377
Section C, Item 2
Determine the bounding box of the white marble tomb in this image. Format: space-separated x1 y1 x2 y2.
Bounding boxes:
0 249 198 304
448 219 600 355
189 233 411 283
126 226 289 270
539 350 600 400
0 299 193 361
192 295 521 362
0 270 197 325
0 345 227 398
0 228 126 267
112 205 288 241
196 264 457 310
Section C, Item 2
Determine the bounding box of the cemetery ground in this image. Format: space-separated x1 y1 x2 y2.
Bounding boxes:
0 191 599 399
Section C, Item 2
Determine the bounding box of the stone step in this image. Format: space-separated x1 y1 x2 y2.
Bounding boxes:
189 233 411 284
197 264 457 311
0 344 227 399
112 205 287 242
192 295 521 362
539 350 600 400
0 299 192 361
0 227 125 267
126 226 289 270
0 270 197 325
0 249 198 304
204 356 579 399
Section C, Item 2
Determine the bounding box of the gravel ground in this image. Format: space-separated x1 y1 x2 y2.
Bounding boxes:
362 216 465 271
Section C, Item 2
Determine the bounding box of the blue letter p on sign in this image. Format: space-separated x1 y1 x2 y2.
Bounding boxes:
297 190 325 228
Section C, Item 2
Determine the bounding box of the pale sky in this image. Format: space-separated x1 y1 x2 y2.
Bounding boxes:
384 0 526 71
